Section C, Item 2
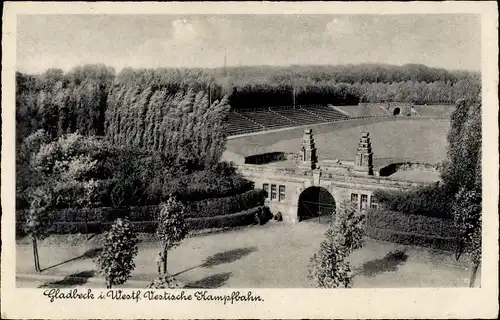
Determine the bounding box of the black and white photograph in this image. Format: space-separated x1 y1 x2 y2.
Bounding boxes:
1 2 498 319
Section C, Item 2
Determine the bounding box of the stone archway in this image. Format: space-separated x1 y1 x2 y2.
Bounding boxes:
297 186 336 223
393 107 401 116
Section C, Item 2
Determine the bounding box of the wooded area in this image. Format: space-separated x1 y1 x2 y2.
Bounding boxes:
16 63 480 143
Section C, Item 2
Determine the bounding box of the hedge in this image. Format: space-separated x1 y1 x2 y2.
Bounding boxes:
185 189 266 218
17 206 268 235
367 209 456 238
365 226 457 252
373 185 452 219
366 209 457 251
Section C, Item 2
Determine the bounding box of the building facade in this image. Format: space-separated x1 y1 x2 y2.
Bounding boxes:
236 129 431 223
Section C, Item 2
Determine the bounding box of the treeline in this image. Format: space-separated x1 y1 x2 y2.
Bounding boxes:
16 63 480 143
218 64 480 108
214 64 477 84
226 80 480 108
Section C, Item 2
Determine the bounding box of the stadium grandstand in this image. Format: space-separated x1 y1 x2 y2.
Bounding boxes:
227 105 350 136
226 103 455 136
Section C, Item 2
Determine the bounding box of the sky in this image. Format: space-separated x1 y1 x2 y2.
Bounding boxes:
16 14 481 73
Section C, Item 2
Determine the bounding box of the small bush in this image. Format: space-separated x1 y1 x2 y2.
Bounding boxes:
148 275 184 289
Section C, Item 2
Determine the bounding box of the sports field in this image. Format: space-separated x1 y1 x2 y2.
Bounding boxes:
225 117 450 168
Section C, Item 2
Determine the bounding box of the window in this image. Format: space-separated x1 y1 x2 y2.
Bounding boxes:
361 194 368 210
351 193 358 205
263 184 269 199
271 184 277 200
279 185 286 201
370 196 379 209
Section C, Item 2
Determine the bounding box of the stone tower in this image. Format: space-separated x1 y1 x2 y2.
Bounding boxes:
298 129 317 170
354 132 373 175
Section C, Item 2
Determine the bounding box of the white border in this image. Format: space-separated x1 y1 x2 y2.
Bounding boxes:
2 2 498 319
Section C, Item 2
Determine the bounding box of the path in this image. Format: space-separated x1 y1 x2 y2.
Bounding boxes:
16 222 477 288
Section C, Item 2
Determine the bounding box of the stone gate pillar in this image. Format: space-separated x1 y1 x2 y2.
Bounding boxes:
354 132 374 175
298 129 318 170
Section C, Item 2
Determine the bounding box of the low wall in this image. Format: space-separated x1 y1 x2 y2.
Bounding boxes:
244 152 298 164
378 162 440 177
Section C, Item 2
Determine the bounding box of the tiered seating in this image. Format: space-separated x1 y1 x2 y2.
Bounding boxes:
239 109 293 130
274 108 322 124
227 112 263 136
226 105 355 136
301 105 349 122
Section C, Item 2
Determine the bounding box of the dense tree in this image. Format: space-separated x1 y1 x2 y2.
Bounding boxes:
309 201 365 288
443 99 482 286
95 218 139 288
452 188 481 287
105 71 231 170
441 99 482 194
156 197 189 275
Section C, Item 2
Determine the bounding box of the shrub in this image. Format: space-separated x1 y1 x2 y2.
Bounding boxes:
95 218 139 288
168 162 255 202
148 275 184 289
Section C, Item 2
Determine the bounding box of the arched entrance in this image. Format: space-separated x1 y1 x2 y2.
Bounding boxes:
297 186 336 223
393 107 401 116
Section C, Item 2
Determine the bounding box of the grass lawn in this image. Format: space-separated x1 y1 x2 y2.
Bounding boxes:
16 222 476 288
226 118 450 168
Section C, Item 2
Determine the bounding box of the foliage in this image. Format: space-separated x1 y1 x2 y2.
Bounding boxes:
441 99 482 194
309 201 365 288
308 227 354 288
452 188 482 263
169 162 255 202
365 227 456 252
372 184 452 219
148 275 184 289
366 209 456 238
16 65 115 142
365 208 456 251
17 205 264 235
16 129 51 208
185 189 265 218
16 64 480 146
156 197 189 251
441 99 482 281
95 218 139 288
23 185 55 239
105 79 231 170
